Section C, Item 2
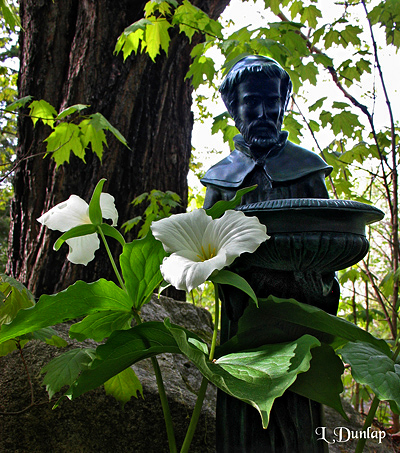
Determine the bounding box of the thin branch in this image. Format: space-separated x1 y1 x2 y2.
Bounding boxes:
292 98 338 198
276 9 394 217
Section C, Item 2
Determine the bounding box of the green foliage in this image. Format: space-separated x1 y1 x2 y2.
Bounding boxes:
369 0 400 47
120 233 166 310
104 367 143 408
115 0 222 63
0 279 134 343
122 189 181 237
0 0 20 31
41 348 96 399
339 341 400 413
5 99 129 167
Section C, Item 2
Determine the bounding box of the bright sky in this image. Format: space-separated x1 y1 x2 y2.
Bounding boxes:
190 0 399 192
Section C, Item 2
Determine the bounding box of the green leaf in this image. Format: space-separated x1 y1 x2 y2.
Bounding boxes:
53 224 97 252
79 119 107 160
5 95 33 112
41 348 96 399
309 96 327 112
99 223 126 248
56 104 89 120
88 113 129 148
290 343 347 418
167 319 320 428
44 123 84 166
69 311 133 342
65 321 191 399
339 341 400 410
0 279 133 344
114 19 150 60
143 17 171 61
88 179 106 226
0 0 21 30
104 367 143 408
0 275 35 326
300 4 321 29
185 55 216 89
210 270 258 307
120 233 166 310
217 296 390 357
205 186 257 219
29 99 57 127
173 0 222 42
0 339 21 357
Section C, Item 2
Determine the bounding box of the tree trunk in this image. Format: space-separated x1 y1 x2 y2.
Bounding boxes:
7 0 230 297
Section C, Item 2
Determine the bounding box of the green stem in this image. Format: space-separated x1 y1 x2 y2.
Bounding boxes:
133 312 177 453
152 356 178 453
354 396 380 453
209 284 220 362
180 377 209 453
180 283 220 453
354 341 400 453
98 228 177 452
97 226 126 291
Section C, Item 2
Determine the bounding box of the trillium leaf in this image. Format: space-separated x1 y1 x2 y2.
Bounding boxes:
88 178 106 225
53 224 97 251
65 321 195 400
0 279 133 344
120 233 166 310
41 348 96 400
166 319 320 428
218 295 390 357
69 311 133 342
290 343 347 419
210 269 258 306
339 341 400 411
104 367 143 408
206 185 257 219
99 223 126 248
0 275 35 326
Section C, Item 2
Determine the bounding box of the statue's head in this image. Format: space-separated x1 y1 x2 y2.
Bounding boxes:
220 55 292 148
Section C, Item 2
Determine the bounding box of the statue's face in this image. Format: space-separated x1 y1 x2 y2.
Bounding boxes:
234 74 283 148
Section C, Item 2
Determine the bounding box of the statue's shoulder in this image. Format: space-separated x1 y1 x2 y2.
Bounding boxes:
271 141 332 181
200 149 255 188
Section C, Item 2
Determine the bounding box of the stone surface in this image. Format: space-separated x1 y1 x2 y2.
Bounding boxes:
0 295 216 452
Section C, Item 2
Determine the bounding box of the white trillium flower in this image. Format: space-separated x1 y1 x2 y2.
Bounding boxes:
37 193 118 265
151 209 269 293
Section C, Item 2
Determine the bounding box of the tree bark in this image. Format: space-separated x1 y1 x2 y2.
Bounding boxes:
7 0 230 297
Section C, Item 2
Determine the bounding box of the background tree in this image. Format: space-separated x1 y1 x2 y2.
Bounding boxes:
6 0 229 296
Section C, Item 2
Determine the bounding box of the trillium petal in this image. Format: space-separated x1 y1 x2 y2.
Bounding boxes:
151 209 212 255
203 210 269 266
64 233 100 265
37 195 90 232
100 193 118 226
161 249 228 293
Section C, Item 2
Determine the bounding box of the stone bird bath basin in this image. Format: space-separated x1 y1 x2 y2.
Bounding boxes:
236 198 385 273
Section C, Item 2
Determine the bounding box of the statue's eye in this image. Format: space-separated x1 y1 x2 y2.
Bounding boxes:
244 96 258 106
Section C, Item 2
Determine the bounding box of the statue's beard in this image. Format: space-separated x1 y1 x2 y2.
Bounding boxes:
237 119 281 149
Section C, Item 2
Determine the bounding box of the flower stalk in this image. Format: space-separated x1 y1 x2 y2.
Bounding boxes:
180 283 220 453
99 228 177 453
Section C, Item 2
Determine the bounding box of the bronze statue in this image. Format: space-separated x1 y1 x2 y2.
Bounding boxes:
201 55 337 452
202 55 331 208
